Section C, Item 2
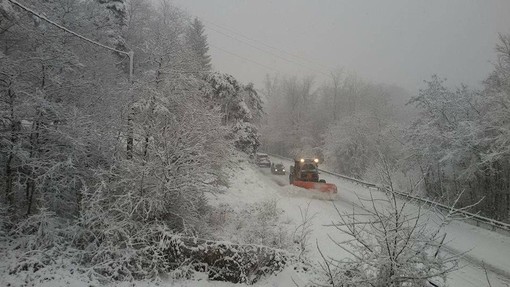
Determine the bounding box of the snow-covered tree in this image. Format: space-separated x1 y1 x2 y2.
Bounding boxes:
323 113 377 178
203 72 262 154
483 34 510 164
96 0 126 25
0 0 288 284
261 75 322 157
186 17 212 71
0 0 129 219
405 65 510 220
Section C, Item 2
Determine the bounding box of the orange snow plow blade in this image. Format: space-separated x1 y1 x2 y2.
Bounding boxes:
292 180 338 193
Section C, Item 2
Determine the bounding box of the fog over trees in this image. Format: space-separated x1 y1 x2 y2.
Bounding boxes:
261 35 510 223
0 0 509 286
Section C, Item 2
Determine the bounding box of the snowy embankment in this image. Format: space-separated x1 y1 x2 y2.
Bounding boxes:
206 156 356 286
2 155 510 286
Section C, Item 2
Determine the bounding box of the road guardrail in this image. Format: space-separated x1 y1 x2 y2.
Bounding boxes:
266 152 510 234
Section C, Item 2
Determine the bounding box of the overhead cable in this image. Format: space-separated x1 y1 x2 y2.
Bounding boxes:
206 25 327 76
202 18 334 73
7 0 130 56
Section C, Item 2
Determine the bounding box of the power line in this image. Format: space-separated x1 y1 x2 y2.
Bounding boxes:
7 0 134 80
202 18 335 73
209 43 280 73
8 0 313 80
7 0 129 56
206 25 328 76
7 1 251 79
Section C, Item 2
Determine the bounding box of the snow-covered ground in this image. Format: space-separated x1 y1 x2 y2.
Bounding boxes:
2 155 510 286
266 156 510 287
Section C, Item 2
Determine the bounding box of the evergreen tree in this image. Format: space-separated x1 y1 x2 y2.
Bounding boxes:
186 18 212 71
203 72 262 154
96 0 127 52
96 0 126 24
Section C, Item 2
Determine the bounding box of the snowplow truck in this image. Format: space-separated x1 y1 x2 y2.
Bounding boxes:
289 158 338 193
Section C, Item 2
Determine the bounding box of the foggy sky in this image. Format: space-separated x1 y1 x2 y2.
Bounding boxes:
173 0 510 93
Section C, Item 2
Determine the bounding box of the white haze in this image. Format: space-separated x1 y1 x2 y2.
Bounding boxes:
173 0 510 92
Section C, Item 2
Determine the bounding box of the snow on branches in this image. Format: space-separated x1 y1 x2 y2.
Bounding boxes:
318 191 459 287
203 72 263 155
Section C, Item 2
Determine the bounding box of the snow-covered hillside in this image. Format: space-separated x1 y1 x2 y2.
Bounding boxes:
2 154 510 286
179 154 510 286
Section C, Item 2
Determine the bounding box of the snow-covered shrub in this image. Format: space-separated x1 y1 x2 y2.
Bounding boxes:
75 163 210 280
79 193 206 280
165 236 291 284
207 203 233 231
214 200 290 250
319 191 458 287
76 200 292 284
2 257 101 287
292 202 315 261
8 209 74 275
12 209 69 251
72 82 230 280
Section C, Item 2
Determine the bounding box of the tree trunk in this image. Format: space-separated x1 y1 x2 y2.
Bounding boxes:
4 85 16 206
25 64 45 215
25 119 40 216
25 179 35 215
127 109 133 159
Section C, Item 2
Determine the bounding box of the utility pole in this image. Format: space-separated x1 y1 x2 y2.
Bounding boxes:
129 51 134 83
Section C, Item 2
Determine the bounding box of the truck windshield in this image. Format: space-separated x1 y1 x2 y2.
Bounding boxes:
301 163 317 171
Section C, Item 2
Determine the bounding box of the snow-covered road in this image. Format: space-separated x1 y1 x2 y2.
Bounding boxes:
317 171 510 287
214 156 510 286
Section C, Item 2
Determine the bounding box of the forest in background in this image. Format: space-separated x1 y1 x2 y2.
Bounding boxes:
261 35 510 223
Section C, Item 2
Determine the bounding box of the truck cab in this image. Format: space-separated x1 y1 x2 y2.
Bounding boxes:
289 158 320 183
